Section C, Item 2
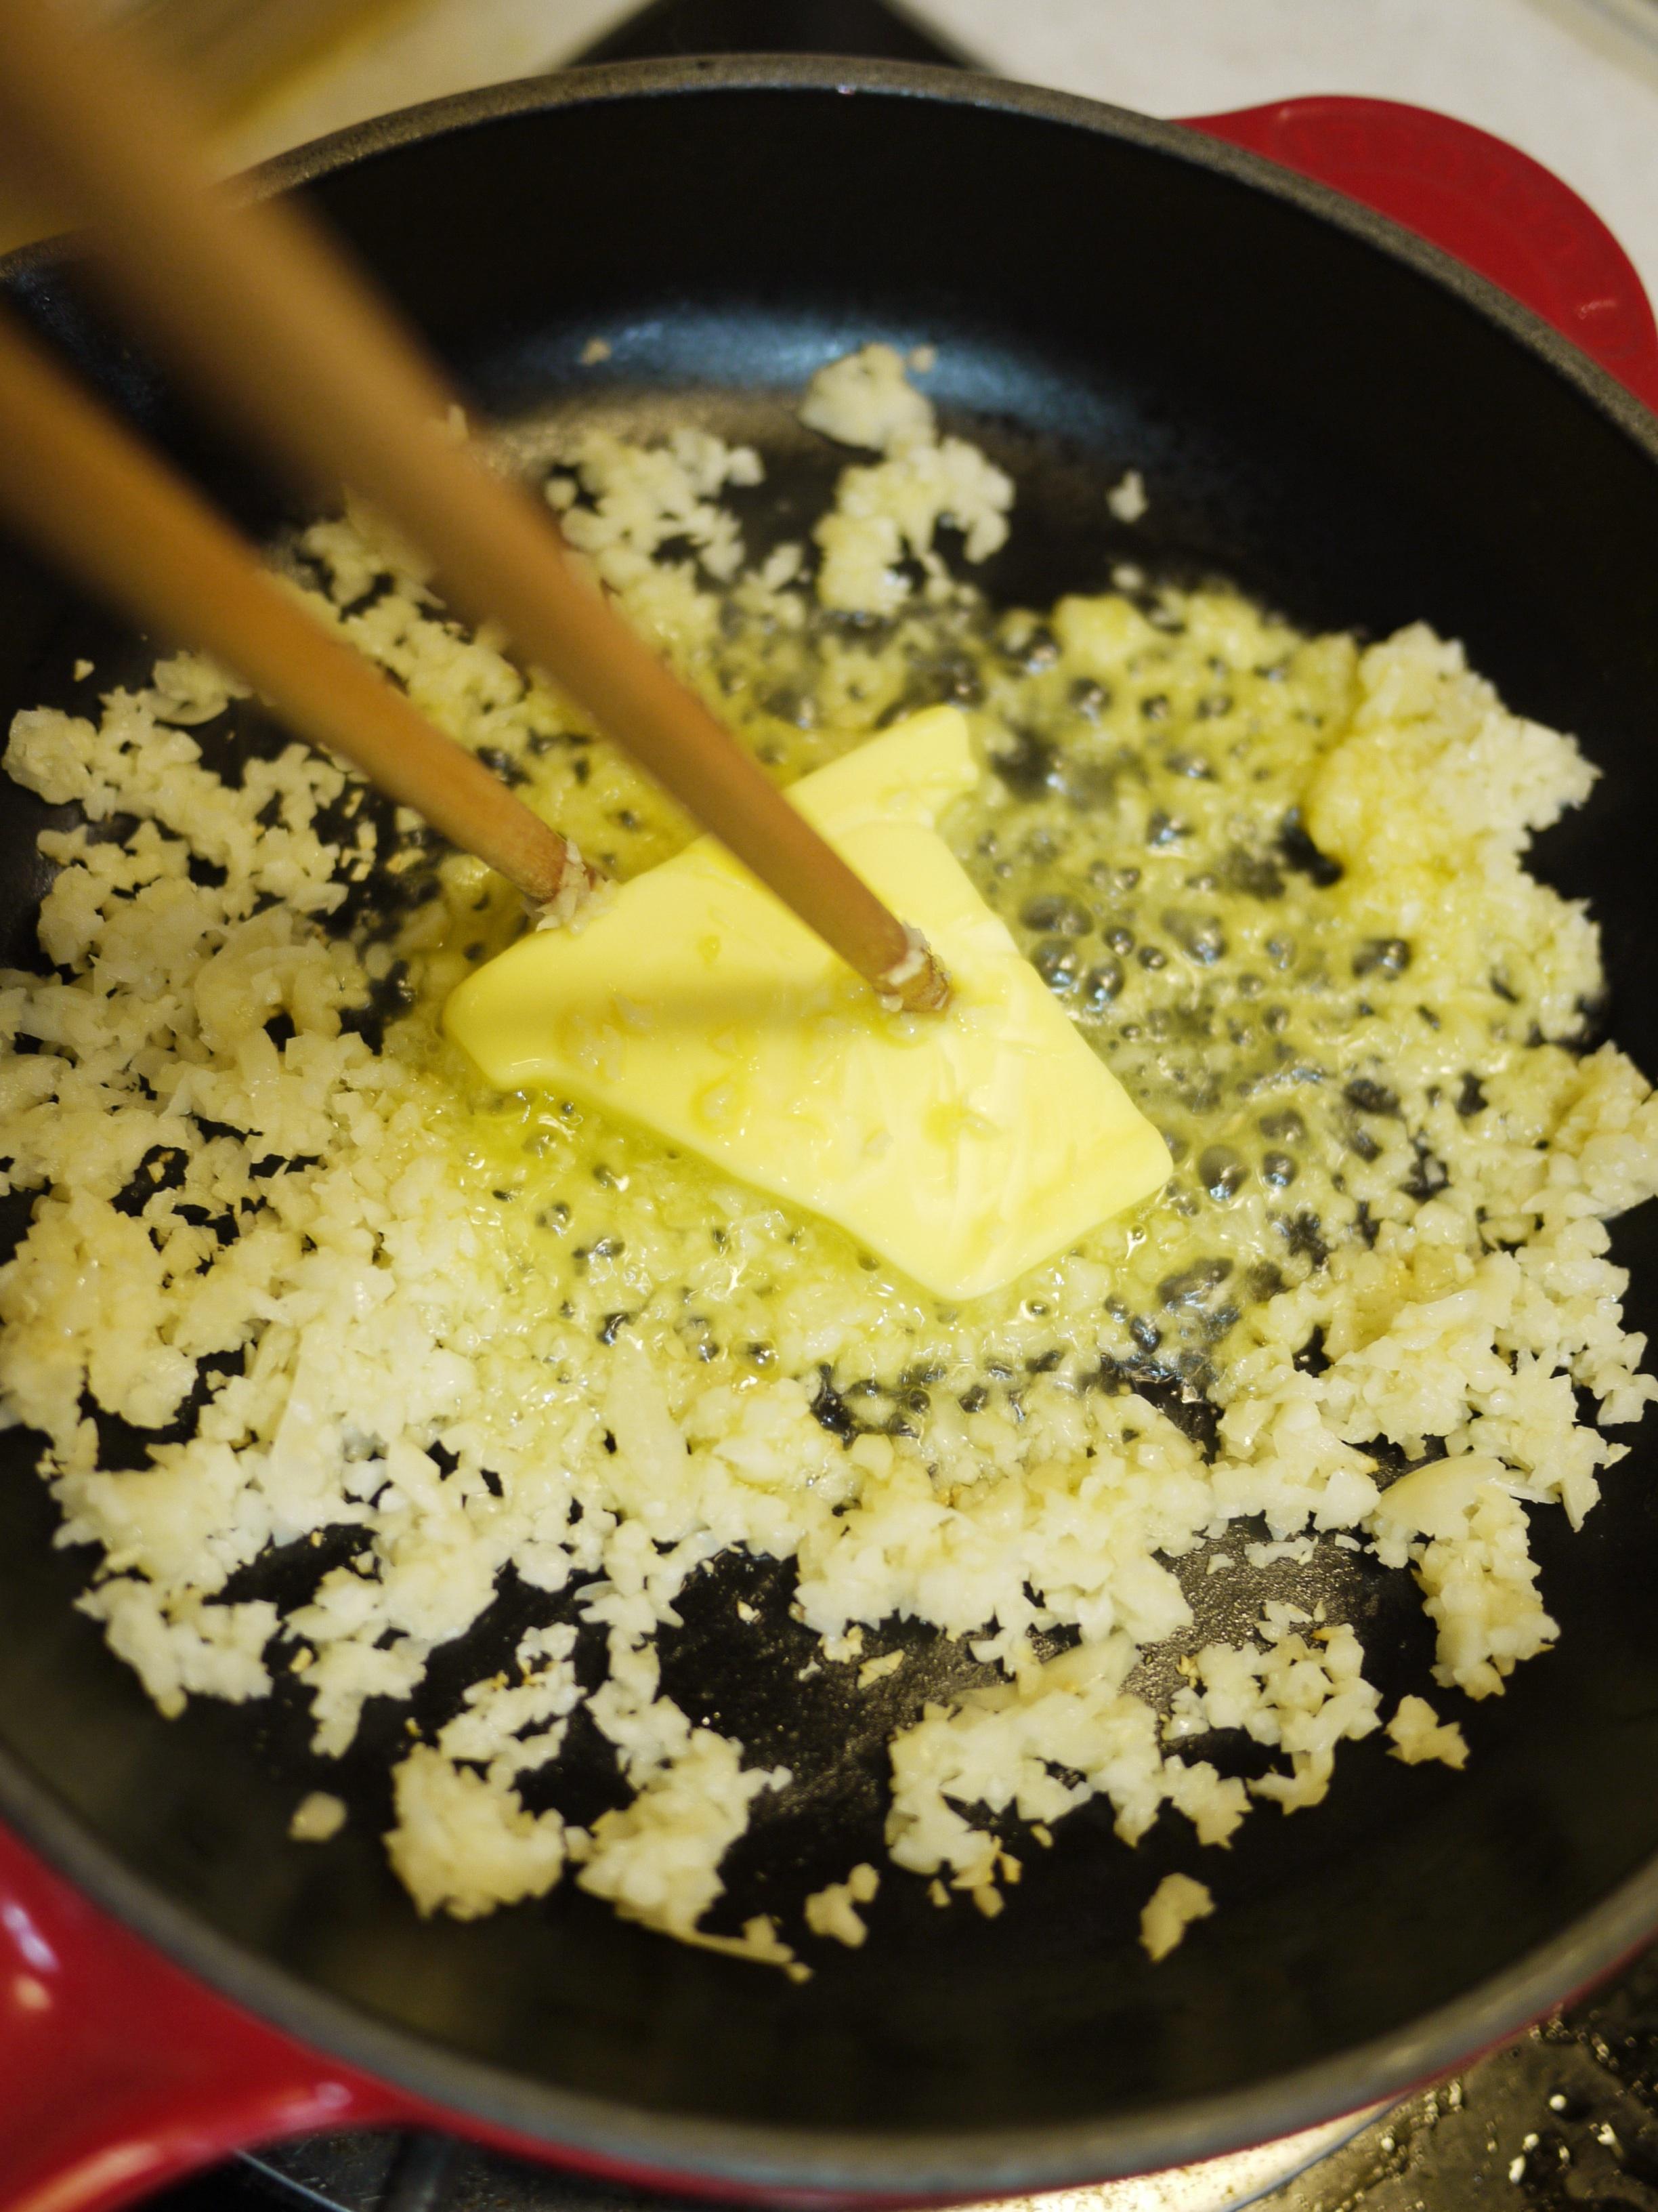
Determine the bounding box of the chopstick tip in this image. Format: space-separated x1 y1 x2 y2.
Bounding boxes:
524 833 606 930
880 927 952 1015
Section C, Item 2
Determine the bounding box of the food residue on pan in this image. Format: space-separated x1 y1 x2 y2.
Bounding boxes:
1 345 1654 1972
289 1789 347 1843
805 1862 880 1948
1140 1871 1214 1961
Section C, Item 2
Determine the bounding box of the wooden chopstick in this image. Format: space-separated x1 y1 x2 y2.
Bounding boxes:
0 306 588 910
0 0 951 1016
125 0 425 127
0 0 427 258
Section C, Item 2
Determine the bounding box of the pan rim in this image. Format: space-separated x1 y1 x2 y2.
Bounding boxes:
241 52 1658 453
9 54 1654 457
7 1731 1658 2192
5 51 1658 2194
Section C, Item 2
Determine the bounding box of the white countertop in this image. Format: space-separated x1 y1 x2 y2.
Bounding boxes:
223 0 1658 309
928 0 1658 307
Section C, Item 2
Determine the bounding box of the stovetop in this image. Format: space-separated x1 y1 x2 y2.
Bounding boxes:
130 3 1658 2209
145 1939 1658 2212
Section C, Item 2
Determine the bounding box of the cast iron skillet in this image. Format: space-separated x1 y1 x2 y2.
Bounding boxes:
3 54 1658 2203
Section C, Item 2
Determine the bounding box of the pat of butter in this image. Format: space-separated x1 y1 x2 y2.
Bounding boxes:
444 709 1170 1299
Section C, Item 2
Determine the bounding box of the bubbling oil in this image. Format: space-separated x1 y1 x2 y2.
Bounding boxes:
395 570 1521 1421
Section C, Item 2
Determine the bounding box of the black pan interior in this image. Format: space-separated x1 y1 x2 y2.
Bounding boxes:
2 68 1658 2167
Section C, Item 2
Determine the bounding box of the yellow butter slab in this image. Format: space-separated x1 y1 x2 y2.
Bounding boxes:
444 709 1170 1299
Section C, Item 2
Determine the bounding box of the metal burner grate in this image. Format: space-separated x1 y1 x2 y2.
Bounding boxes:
570 0 975 67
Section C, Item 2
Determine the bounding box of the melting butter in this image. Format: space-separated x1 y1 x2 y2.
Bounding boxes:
444 709 1170 1299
